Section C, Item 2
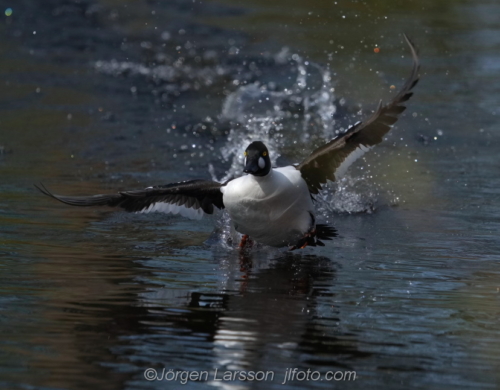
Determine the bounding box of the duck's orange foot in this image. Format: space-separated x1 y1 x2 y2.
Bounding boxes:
289 230 316 251
289 224 337 250
289 245 307 251
239 234 253 248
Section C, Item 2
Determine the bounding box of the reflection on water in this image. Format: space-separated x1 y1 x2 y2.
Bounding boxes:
127 253 352 390
1 0 500 389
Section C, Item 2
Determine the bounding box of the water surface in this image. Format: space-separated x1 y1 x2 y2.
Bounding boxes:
1 0 499 389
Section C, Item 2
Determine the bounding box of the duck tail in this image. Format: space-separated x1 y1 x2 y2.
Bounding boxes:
315 224 338 242
289 224 338 250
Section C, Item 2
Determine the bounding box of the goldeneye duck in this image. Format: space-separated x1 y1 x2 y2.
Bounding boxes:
36 35 420 250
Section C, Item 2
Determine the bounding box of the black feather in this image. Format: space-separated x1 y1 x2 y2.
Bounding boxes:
296 34 420 194
35 179 226 216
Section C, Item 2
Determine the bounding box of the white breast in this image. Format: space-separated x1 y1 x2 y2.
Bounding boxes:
221 166 314 247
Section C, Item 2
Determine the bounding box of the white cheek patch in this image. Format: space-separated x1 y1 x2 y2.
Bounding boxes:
258 157 265 169
139 202 204 220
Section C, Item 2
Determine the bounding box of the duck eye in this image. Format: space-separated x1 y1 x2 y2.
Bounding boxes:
244 151 247 156
263 152 267 157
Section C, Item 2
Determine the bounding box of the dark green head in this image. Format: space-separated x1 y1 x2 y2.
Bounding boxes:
243 141 271 176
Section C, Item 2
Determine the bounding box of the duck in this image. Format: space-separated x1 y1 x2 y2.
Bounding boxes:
36 35 419 250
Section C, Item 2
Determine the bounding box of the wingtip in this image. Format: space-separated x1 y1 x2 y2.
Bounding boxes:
34 183 70 204
402 33 420 69
402 33 415 50
34 182 51 197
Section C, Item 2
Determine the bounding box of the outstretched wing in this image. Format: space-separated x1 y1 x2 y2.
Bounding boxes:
36 179 225 220
297 34 420 194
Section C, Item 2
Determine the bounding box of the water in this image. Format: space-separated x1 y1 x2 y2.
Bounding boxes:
1 0 500 389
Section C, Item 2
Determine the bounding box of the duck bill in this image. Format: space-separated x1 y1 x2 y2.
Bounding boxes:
243 160 260 174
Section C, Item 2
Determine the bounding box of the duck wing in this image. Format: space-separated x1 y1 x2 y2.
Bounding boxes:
35 179 225 220
296 34 420 194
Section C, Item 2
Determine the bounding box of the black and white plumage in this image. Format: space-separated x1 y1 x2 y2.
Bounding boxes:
36 180 224 220
37 35 419 249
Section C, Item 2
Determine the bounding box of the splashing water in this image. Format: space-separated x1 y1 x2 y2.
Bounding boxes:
94 41 391 218
217 52 337 178
94 58 228 91
215 117 283 182
301 63 338 140
217 50 383 215
318 177 377 215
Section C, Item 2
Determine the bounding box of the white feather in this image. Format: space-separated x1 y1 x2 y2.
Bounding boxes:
258 157 265 169
334 144 372 179
222 166 314 246
139 202 204 220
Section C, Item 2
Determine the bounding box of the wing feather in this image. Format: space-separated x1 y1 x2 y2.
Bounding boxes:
297 34 420 194
35 179 225 219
